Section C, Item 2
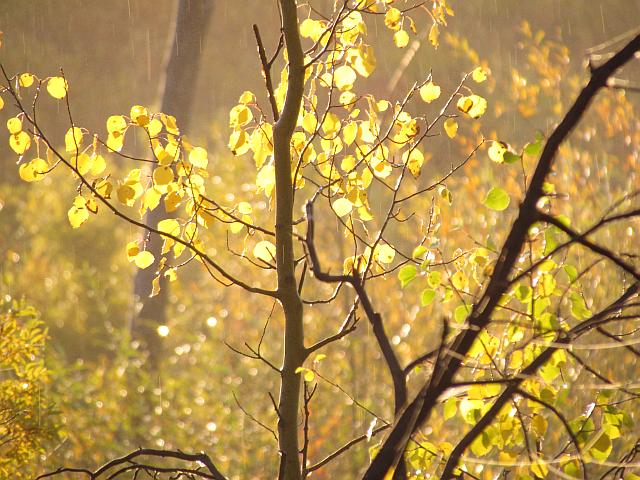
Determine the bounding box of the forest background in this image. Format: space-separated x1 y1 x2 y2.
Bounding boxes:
1 1 639 479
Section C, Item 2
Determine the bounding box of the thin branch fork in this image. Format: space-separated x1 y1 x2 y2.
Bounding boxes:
304 200 408 411
537 211 640 281
37 448 227 480
253 24 280 122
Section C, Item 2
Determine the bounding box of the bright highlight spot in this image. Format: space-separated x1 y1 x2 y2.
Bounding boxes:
206 316 218 327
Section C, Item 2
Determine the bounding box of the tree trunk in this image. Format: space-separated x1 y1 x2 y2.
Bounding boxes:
274 1 306 479
131 0 214 365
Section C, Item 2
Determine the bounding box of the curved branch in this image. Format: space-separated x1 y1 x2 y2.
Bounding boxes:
37 448 226 480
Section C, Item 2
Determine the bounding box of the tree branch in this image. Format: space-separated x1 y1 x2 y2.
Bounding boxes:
37 448 227 480
363 32 640 480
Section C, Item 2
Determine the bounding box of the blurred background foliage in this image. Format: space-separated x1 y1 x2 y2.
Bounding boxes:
0 1 638 478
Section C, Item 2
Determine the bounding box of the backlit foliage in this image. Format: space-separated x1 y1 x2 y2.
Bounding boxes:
0 297 57 478
1 2 639 479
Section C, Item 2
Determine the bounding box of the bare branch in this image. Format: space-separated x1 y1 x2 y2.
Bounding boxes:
37 448 227 480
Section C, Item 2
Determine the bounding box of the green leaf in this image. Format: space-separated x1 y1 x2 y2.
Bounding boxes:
524 132 544 157
589 431 612 461
421 289 436 306
443 397 457 420
412 245 428 258
454 304 472 323
569 292 592 320
515 285 532 303
427 270 442 287
438 185 452 205
483 187 510 211
539 361 560 383
524 140 541 156
470 431 492 456
563 265 578 282
543 227 558 256
503 151 521 164
398 265 417 287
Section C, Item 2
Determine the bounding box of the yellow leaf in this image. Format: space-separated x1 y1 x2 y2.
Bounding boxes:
251 123 273 168
428 23 440 48
67 196 89 228
419 82 441 103
0 96 4 110
164 190 181 212
341 155 356 171
73 153 94 175
19 73 34 87
65 127 83 153
371 156 392 178
472 66 488 83
237 201 252 215
18 158 48 182
488 141 507 163
321 112 341 136
95 179 113 198
358 205 374 221
6 117 22 134
457 94 487 119
144 117 162 137
531 459 549 479
187 146 207 169
153 165 174 185
343 122 358 146
9 131 31 155
402 147 425 178
134 251 155 269
90 154 106 175
451 271 468 290
229 105 253 128
444 118 458 138
332 197 353 217
375 244 395 264
107 132 125 152
301 112 317 134
334 65 357 91
164 268 177 282
150 275 161 297
238 91 255 104
130 105 149 126
384 7 401 30
532 414 548 437
229 220 244 234
86 197 98 214
126 241 140 262
393 30 409 48
253 240 276 263
299 18 325 41
158 218 181 237
46 76 68 99
116 184 136 206
141 187 161 213
352 45 376 77
161 114 179 135
106 115 128 134
229 129 249 155
376 100 390 112
256 164 275 197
